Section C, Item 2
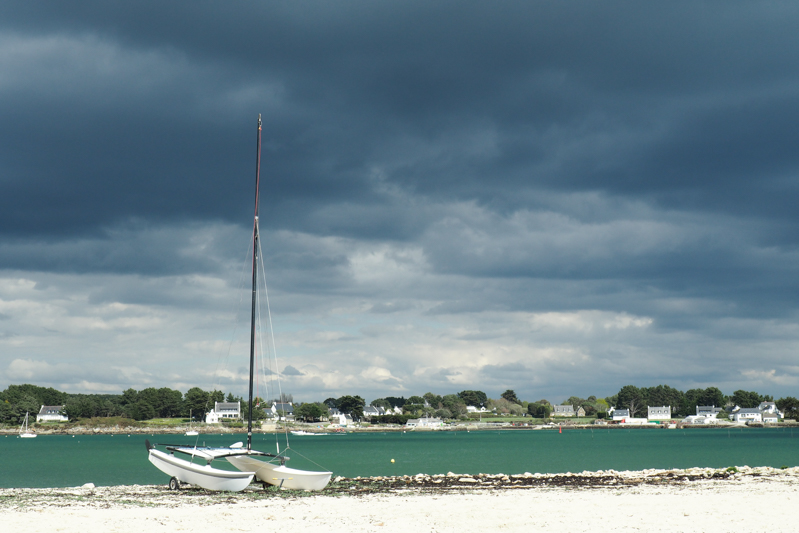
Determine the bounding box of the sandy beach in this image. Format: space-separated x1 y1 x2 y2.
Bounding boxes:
3 467 798 532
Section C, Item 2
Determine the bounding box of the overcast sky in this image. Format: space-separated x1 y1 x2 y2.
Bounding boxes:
2 2 799 404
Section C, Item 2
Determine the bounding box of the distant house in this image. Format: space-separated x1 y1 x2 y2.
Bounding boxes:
205 401 241 424
647 406 671 421
271 402 294 421
328 413 352 426
363 406 386 419
575 406 586 417
762 412 779 424
731 408 762 423
552 405 575 417
696 405 723 417
611 409 630 421
759 401 779 414
406 417 443 428
466 406 487 413
36 405 68 423
681 415 718 425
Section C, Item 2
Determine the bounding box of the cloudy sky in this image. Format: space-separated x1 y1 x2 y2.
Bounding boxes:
2 2 799 404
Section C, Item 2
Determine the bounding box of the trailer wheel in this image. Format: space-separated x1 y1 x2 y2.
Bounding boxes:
169 477 180 490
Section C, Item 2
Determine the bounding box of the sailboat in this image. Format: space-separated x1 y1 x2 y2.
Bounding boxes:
184 409 198 436
19 412 37 438
146 115 331 492
225 114 332 491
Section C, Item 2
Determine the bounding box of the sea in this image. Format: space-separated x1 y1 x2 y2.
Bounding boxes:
2 427 798 489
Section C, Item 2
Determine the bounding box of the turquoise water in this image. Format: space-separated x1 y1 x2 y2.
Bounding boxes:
2 428 798 488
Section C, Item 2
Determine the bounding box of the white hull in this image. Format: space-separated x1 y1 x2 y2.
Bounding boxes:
20 433 37 438
184 431 199 436
227 455 332 491
148 449 254 492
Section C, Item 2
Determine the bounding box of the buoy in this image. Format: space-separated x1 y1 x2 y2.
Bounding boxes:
391 459 395 463
559 426 562 434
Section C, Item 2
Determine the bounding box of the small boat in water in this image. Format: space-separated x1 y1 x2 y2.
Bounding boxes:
184 409 198 436
19 412 36 438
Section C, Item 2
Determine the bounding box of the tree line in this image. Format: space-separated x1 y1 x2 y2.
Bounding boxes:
3 382 798 424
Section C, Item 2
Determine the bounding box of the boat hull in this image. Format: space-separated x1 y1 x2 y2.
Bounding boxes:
148 449 254 492
226 455 332 491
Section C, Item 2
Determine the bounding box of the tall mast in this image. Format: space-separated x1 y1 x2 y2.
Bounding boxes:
248 114 262 451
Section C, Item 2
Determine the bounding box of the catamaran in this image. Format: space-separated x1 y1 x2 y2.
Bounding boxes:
146 115 331 492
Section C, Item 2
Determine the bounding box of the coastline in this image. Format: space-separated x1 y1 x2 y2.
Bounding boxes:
2 419 792 436
5 467 799 532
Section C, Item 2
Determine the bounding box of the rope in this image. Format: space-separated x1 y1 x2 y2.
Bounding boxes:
255 220 291 450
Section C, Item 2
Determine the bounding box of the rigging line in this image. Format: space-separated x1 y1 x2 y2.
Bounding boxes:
254 265 279 450
284 446 333 473
256 218 291 449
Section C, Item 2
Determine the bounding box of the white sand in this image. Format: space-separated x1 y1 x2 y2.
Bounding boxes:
4 472 799 532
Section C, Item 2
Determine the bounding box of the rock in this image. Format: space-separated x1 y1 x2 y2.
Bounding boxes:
458 477 478 483
81 483 95 489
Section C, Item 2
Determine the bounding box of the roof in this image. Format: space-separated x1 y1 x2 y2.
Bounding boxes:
273 403 294 412
553 405 574 411
736 408 762 414
38 405 64 413
215 402 240 410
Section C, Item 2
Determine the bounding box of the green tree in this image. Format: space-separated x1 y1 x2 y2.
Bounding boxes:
370 398 392 410
616 385 644 417
128 400 155 421
776 397 799 420
458 390 488 408
384 397 407 409
501 390 521 405
731 390 764 408
184 387 210 418
423 392 443 409
441 394 467 417
156 388 183 418
337 395 366 421
527 402 551 417
295 403 324 421
64 395 98 419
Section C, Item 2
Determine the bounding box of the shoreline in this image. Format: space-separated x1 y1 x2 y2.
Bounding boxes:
3 465 798 505
2 420 792 436
6 467 799 532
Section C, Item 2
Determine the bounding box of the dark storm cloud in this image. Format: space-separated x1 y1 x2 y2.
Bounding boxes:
5 2 799 250
4 2 799 398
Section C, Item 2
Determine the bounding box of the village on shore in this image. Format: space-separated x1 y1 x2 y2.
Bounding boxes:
3 382 798 436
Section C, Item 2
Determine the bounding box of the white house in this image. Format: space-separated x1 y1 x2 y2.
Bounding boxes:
731 408 762 423
406 417 443 428
681 415 718 425
759 401 779 414
762 412 779 424
328 413 352 426
696 405 723 417
205 401 241 423
647 406 671 421
611 408 630 421
271 402 294 421
36 405 68 422
466 406 487 413
363 406 386 418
